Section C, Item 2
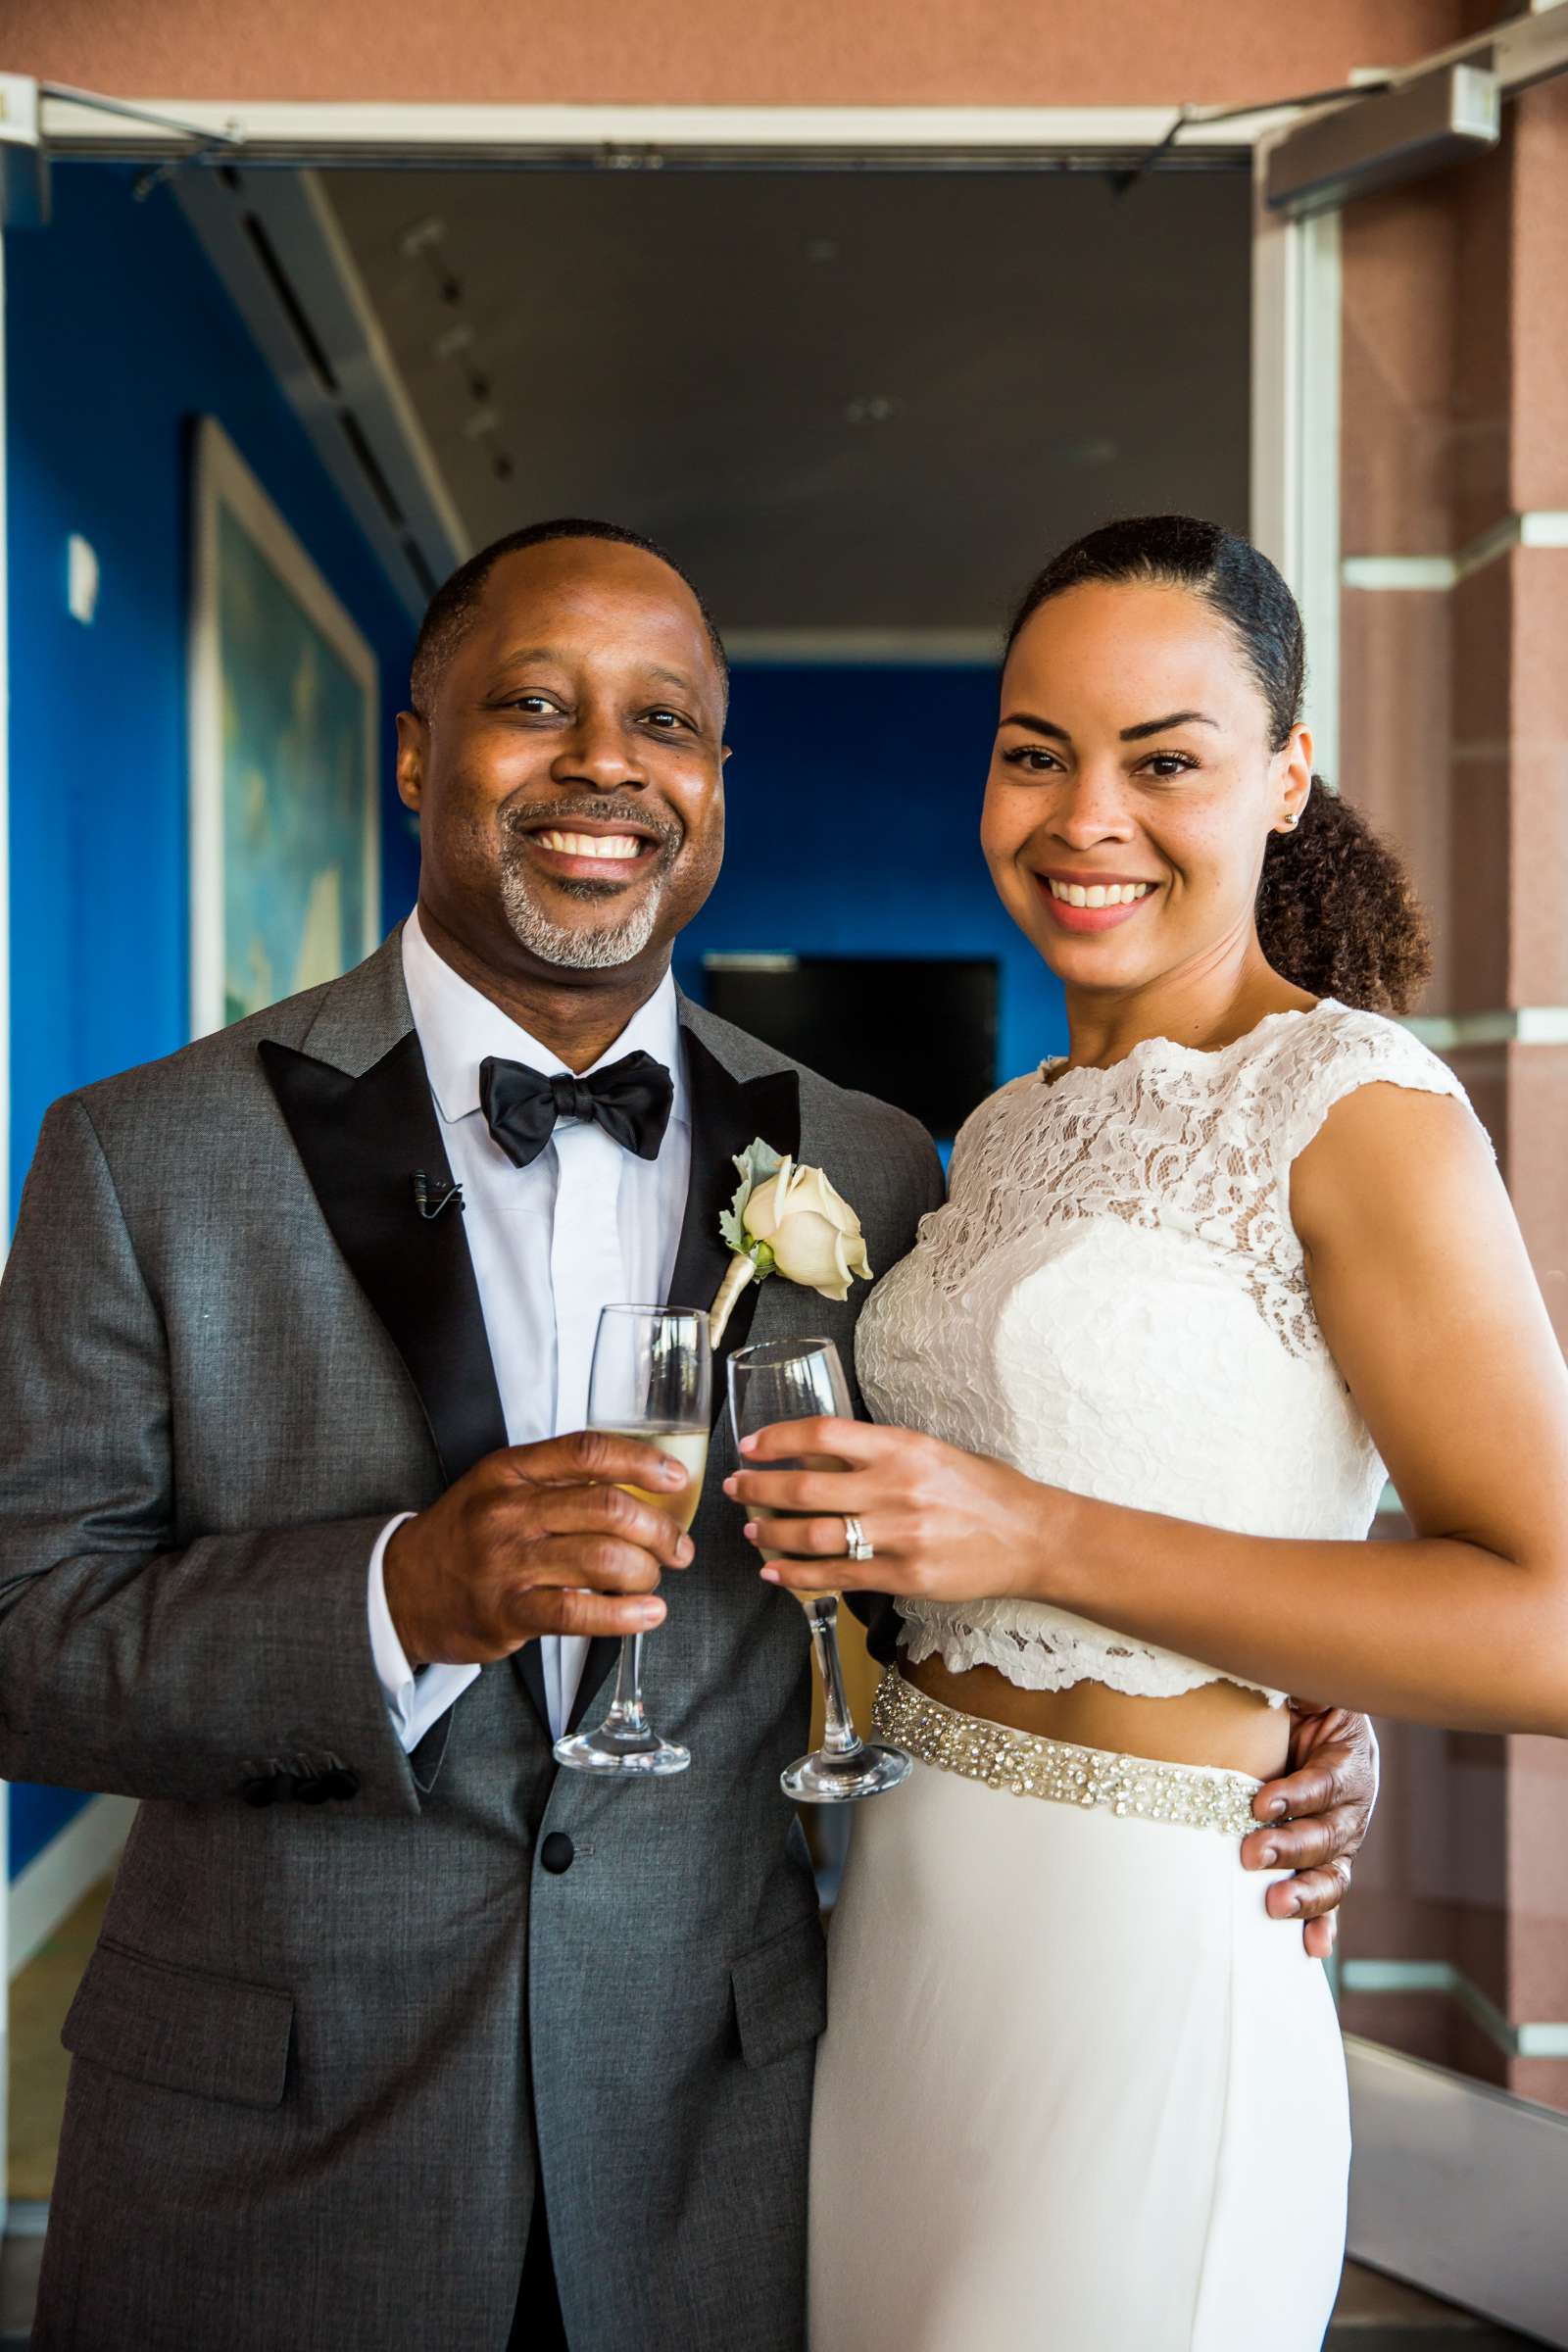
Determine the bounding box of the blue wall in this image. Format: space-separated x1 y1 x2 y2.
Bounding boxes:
3 163 418 1878
5 162 419 1225
680 663 1066 1114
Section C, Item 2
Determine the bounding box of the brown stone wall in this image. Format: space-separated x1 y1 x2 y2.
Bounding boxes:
1508 77 1568 520
1336 81 1568 2109
1341 176 1467 562
1339 592 1457 1002
7 0 1478 110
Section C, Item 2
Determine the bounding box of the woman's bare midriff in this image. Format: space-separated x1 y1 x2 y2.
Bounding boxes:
903 1652 1291 1781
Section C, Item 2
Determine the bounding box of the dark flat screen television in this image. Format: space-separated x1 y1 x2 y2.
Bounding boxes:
703 955 999 1141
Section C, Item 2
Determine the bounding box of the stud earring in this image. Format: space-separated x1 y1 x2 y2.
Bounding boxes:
1279 811 1300 831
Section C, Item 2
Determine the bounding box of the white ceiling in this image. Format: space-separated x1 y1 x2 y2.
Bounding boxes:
321 165 1251 641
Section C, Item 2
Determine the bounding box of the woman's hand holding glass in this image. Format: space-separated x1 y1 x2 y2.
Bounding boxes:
726 1340 911 1801
724 1417 1059 1604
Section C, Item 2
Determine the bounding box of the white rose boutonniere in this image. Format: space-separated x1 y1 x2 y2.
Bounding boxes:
709 1138 874 1346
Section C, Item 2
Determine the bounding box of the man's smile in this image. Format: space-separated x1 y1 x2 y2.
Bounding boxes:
535 829 646 860
512 808 674 888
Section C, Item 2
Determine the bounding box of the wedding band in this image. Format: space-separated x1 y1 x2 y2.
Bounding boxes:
844 1515 874 1563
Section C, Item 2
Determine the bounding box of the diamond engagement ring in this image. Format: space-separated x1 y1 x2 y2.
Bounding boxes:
844 1515 874 1563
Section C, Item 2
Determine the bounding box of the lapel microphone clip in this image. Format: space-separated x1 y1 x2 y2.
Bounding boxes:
413 1170 465 1221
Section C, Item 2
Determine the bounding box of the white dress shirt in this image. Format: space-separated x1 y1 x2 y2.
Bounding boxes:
368 908 692 1747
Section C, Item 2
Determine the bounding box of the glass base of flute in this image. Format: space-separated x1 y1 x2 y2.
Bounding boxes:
783 1589 912 1804
728 1337 910 1806
552 1624 691 1777
553 1305 710 1780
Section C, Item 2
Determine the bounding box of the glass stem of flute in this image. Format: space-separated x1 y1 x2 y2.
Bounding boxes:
806 1596 862 1758
602 1631 651 1739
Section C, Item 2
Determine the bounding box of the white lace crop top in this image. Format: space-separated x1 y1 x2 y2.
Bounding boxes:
855 1001 1485 1707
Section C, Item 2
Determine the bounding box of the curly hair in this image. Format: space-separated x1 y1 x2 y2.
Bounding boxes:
1253 786 1431 1014
1004 515 1432 1015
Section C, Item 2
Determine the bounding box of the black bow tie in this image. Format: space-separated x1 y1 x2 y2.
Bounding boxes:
478 1050 674 1171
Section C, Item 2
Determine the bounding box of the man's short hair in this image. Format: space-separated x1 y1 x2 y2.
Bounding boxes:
409 517 730 717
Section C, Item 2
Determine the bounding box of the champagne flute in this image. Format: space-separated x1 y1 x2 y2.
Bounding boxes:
553 1303 710 1778
727 1337 911 1803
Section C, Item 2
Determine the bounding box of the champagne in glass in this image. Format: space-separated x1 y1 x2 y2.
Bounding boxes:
600 1427 710 1528
554 1305 710 1778
727 1338 911 1804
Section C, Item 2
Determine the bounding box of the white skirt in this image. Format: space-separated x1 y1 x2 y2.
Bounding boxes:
808 1681 1349 2352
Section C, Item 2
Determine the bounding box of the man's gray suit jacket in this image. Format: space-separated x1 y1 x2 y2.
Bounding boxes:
0 931 944 2352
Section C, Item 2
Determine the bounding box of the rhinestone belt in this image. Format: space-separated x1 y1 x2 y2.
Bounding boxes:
872 1668 1263 1839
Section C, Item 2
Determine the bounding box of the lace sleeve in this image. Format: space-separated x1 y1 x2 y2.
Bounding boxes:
1274 1006 1493 1175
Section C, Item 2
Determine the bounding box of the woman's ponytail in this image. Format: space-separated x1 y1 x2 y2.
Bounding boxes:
1256 780 1432 1014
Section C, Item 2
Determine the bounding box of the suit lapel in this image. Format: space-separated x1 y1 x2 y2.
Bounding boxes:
260 1031 507 1482
567 1018 802 1736
259 1025 557 1736
671 1025 803 1414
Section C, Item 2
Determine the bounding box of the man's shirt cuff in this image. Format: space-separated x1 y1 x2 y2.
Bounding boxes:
367 1513 480 1753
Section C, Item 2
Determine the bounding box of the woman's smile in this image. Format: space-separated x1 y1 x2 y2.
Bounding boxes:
1034 869 1162 933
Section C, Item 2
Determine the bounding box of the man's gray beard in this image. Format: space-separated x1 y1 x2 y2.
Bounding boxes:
497 861 664 971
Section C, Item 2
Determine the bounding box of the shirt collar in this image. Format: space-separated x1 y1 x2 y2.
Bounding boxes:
401 907 687 1130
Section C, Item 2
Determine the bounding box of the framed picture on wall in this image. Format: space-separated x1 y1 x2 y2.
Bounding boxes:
188 416 380 1036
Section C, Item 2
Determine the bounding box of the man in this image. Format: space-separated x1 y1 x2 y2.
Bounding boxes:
0 521 1371 2350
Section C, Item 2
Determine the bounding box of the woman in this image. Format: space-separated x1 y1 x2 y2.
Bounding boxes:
724 516 1568 2349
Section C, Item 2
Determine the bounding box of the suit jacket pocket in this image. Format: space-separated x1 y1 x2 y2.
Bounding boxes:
731 1909 828 2071
63 1936 294 2109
